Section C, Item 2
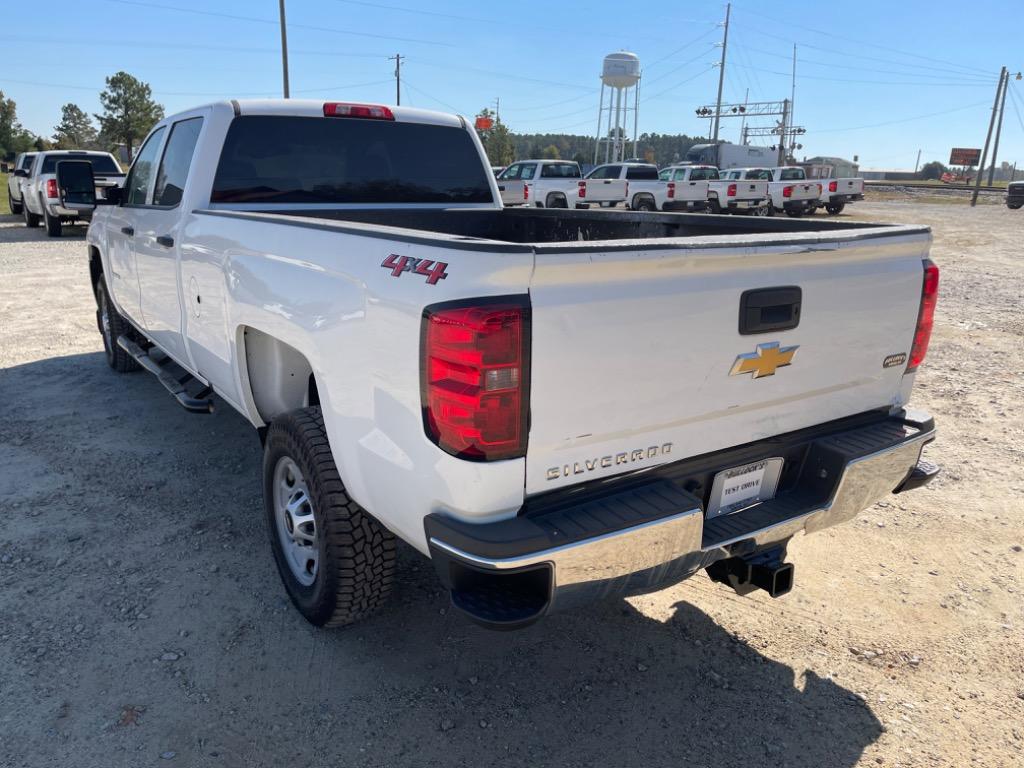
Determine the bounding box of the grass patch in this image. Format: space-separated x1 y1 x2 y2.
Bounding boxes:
1 172 10 215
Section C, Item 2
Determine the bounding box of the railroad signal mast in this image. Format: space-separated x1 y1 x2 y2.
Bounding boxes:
696 99 806 166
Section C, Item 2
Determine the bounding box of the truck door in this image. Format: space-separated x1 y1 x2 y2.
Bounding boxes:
132 116 204 367
108 125 167 323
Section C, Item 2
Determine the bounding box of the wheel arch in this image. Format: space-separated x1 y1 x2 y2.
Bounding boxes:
88 245 104 299
237 325 318 426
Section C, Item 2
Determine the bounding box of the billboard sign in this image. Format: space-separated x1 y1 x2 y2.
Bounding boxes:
949 147 981 166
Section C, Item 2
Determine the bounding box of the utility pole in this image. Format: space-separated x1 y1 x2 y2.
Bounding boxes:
278 0 290 98
972 67 1007 207
711 2 730 144
389 54 404 105
790 45 797 135
493 97 500 121
914 149 921 174
739 87 749 144
988 68 1010 185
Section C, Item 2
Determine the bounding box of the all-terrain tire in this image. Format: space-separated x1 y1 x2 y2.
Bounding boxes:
706 198 722 215
633 196 656 212
95 278 141 372
43 199 62 237
263 407 396 628
825 202 845 215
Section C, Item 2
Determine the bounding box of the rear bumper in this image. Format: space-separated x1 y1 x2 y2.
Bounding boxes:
427 409 937 629
662 200 707 212
726 198 767 210
822 193 864 205
783 199 817 212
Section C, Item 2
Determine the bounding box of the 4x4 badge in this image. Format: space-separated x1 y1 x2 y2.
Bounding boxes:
730 342 799 379
381 254 448 285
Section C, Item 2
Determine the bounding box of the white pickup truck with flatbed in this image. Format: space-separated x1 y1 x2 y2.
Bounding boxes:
731 166 821 217
61 98 941 631
22 149 125 236
495 159 583 208
664 165 769 215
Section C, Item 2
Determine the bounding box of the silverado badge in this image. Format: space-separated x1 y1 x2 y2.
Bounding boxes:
730 342 799 379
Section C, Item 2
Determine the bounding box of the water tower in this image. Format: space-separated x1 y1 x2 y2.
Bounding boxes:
593 51 641 164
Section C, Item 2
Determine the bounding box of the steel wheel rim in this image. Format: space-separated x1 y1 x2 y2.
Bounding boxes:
273 456 319 586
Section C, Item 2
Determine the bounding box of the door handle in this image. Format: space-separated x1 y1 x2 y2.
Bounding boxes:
120 226 134 236
156 235 174 248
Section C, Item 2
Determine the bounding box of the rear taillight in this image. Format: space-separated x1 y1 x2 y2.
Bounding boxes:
422 298 530 461
783 185 793 198
907 259 939 372
323 102 394 120
577 180 586 199
727 183 737 197
46 179 58 198
667 182 675 199
523 184 529 201
829 180 838 192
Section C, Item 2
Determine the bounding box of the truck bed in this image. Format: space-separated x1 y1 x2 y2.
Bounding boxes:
204 206 921 250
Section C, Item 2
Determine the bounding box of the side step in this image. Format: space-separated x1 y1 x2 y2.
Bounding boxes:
117 335 214 414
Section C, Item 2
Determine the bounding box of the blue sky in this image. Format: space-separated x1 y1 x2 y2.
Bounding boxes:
5 0 1023 170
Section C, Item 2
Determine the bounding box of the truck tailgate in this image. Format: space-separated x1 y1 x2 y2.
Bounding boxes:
524 229 930 494
582 178 627 202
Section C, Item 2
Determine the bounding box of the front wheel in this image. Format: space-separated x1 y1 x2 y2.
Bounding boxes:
95 279 141 372
264 407 396 628
752 204 770 217
825 202 845 215
8 189 22 215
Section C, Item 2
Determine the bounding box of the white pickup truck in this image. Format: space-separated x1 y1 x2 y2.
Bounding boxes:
731 166 821 217
816 176 866 215
6 151 36 214
61 99 940 631
663 165 769 215
495 159 582 208
21 150 124 236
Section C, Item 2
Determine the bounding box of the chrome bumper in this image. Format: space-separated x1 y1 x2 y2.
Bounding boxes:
427 412 936 628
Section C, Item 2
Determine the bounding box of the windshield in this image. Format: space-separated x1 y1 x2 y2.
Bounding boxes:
211 116 492 204
41 154 120 174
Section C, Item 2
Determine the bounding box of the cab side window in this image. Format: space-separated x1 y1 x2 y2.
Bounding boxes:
125 127 167 206
154 117 204 207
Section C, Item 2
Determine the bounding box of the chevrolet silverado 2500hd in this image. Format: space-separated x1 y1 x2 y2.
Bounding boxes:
732 167 821 217
61 99 940 630
7 151 36 214
495 159 582 208
666 165 769 215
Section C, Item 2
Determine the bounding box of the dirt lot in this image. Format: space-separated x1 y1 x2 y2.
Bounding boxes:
0 200 1021 768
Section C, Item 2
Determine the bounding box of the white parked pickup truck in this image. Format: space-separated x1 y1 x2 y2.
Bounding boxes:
22 150 124 236
665 165 769 215
596 162 705 212
6 151 36 214
62 99 940 631
816 176 866 215
496 159 582 208
732 166 821 217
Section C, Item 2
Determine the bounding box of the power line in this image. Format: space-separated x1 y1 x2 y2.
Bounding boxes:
643 26 720 71
729 63 996 87
739 7 993 77
399 79 465 115
97 0 453 47
0 75 392 98
406 59 593 91
814 100 991 133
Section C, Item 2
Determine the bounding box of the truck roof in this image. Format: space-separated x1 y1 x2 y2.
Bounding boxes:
168 99 465 129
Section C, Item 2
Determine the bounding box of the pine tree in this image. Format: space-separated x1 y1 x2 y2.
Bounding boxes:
95 72 164 157
53 103 99 149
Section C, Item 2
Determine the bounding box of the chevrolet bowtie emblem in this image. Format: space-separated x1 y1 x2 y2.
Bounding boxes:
730 342 799 379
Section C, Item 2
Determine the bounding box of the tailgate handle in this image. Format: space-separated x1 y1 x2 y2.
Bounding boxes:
739 286 802 335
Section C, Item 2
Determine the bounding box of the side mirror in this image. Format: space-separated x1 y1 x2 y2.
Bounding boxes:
56 160 97 213
102 186 123 205
14 168 29 178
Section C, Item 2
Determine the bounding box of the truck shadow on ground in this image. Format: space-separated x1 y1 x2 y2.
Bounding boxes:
0 212 87 240
0 352 883 768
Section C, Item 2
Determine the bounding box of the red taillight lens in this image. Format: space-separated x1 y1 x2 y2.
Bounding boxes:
783 185 793 198
829 180 838 192
907 259 939 372
667 182 675 199
523 184 529 201
422 298 530 461
46 179 59 198
727 183 737 197
323 102 395 120
577 180 586 198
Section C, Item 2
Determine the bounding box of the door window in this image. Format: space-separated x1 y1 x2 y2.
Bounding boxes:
154 117 204 207
125 127 167 206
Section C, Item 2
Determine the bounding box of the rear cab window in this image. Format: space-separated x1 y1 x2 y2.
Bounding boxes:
41 154 120 175
625 165 659 180
778 168 806 181
540 163 581 179
211 116 493 204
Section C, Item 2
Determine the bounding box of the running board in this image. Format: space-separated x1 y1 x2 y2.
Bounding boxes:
116 335 214 414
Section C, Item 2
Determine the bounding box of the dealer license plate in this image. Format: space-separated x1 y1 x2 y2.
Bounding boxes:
706 458 784 519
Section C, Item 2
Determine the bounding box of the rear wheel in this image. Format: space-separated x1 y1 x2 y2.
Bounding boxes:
545 193 567 209
1007 203 1022 210
8 189 22 215
706 198 722 215
23 200 40 228
825 202 845 215
43 201 62 237
95 278 141 372
785 207 804 218
633 196 656 212
264 407 396 627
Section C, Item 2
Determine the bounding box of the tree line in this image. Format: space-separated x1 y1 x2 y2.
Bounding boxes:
1 71 164 161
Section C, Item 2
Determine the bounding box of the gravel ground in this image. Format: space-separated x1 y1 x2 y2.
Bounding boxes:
0 201 1021 768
